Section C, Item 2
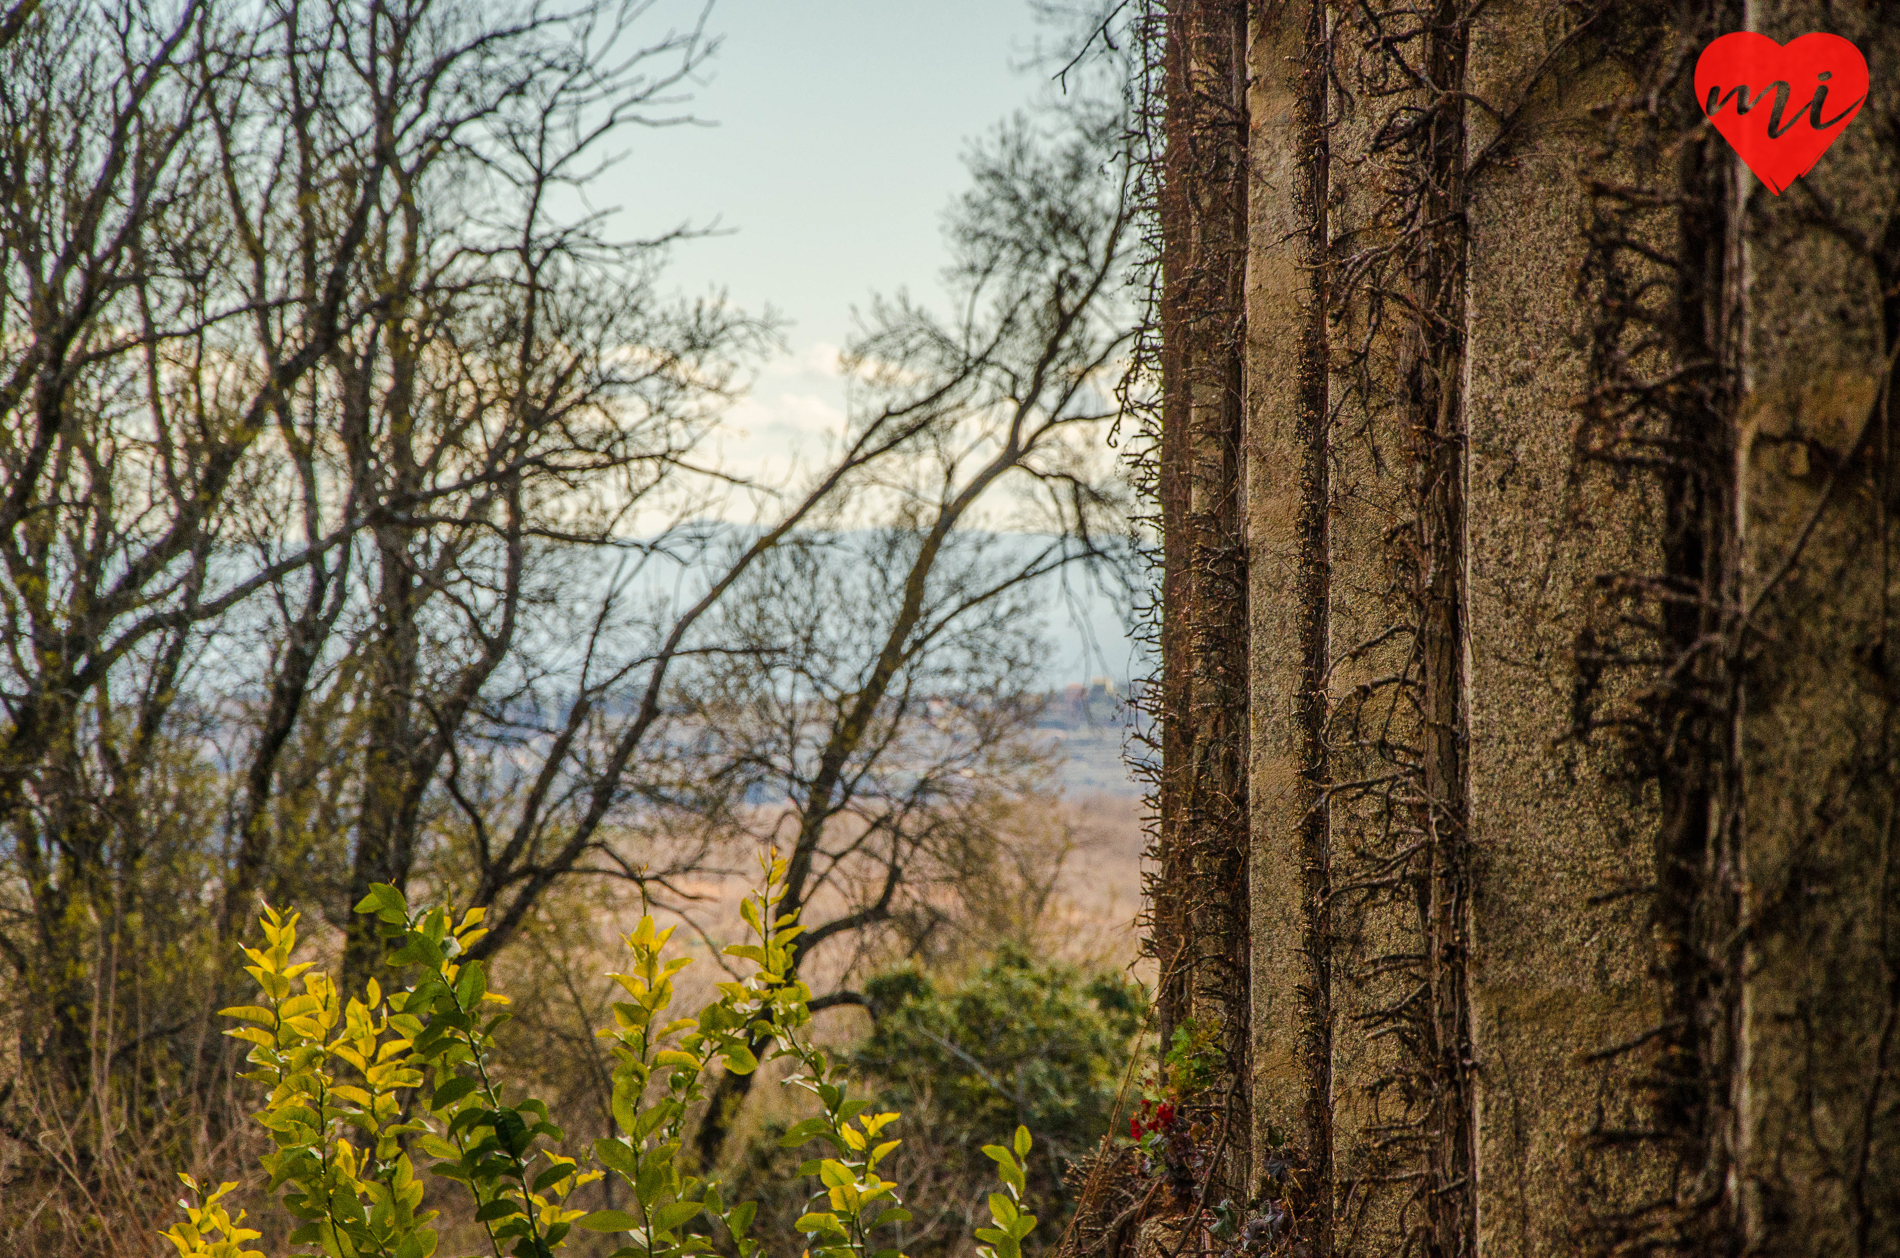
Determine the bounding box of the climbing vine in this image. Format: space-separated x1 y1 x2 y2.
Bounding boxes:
1570 3 1900 1254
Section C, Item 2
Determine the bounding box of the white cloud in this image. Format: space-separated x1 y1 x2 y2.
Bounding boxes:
761 339 846 383
691 339 853 491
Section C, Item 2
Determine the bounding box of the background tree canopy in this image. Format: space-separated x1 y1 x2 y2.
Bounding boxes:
850 950 1143 1170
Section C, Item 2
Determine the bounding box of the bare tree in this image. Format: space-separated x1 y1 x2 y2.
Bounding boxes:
0 0 742 1108
0 0 372 1069
673 101 1142 1167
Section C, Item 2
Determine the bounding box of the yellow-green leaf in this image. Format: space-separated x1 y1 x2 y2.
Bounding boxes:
577 1209 641 1233
218 1005 277 1025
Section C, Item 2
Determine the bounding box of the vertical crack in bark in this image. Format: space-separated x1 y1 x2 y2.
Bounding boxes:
1571 2 1756 1251
1412 4 1478 1252
1160 0 1253 1201
1291 1 1336 1252
1661 37 1752 1242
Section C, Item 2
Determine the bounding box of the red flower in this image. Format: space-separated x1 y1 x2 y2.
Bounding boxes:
1155 1101 1176 1129
1129 1116 1142 1140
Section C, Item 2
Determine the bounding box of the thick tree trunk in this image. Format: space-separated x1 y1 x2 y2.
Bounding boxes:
1157 0 1252 1203
1159 3 1900 1255
1242 0 1333 1244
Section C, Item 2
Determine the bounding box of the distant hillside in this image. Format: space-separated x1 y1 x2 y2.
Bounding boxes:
595 525 1146 693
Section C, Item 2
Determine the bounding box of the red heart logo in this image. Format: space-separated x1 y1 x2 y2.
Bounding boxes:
1694 32 1868 195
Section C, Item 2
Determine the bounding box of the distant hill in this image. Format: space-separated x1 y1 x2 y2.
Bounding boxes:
596 525 1148 693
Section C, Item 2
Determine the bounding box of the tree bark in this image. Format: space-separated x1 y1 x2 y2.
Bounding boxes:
1158 0 1252 1201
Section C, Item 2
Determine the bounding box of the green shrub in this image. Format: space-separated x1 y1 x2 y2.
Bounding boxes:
161 854 1040 1258
728 949 1141 1258
851 949 1141 1168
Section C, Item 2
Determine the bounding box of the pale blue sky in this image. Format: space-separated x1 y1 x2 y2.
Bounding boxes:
588 2 1137 687
596 1 1061 489
613 0 1052 348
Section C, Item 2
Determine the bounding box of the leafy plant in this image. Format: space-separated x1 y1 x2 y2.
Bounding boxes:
1122 1018 1225 1201
850 950 1142 1164
161 1177 266 1258
725 948 1139 1258
974 1129 1037 1258
164 853 1039 1258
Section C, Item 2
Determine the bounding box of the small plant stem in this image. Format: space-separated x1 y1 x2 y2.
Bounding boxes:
449 1122 507 1258
445 961 549 1254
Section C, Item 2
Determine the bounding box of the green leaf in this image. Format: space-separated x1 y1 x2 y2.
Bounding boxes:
431 1077 479 1111
727 1201 757 1239
454 961 487 1009
355 884 409 923
635 1156 665 1207
997 1160 1025 1194
594 1138 638 1177
475 1198 524 1222
778 1118 830 1148
1013 1125 1032 1157
721 1042 759 1075
394 930 446 968
871 1208 913 1228
494 1108 532 1157
218 1004 277 1025
652 1202 702 1232
577 1210 642 1233
795 1212 844 1236
631 1102 670 1143
419 1135 462 1161
531 1163 573 1193
610 1075 640 1135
